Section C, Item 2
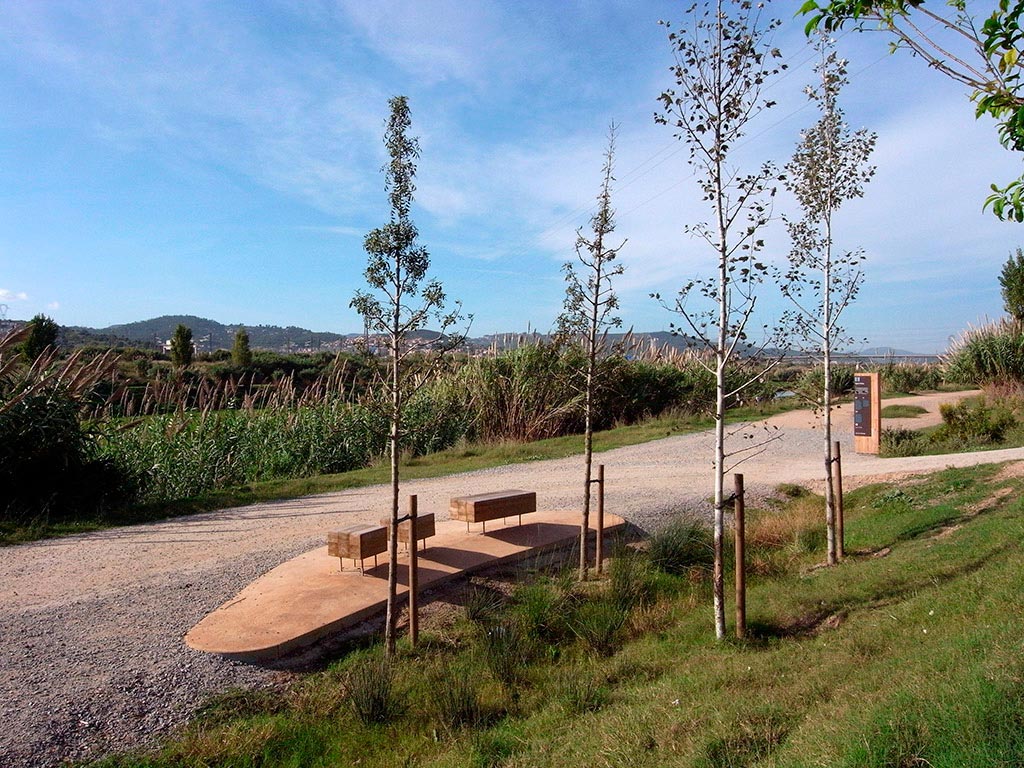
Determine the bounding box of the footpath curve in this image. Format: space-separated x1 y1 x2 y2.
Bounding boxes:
2 388 1015 767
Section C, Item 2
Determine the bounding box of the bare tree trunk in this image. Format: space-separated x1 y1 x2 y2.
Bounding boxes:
385 331 401 656
823 217 837 566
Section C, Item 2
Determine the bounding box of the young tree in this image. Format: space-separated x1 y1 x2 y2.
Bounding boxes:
655 0 786 639
232 327 253 367
557 124 626 580
351 95 465 656
782 35 876 566
800 1 1024 220
1000 247 1024 322
169 324 194 370
20 314 60 362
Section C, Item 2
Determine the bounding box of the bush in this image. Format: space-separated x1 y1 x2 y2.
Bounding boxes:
797 365 855 399
944 319 1024 387
648 519 714 574
936 398 1016 444
876 362 944 394
881 427 927 457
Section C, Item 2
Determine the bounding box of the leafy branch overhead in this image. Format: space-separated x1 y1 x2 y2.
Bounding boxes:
800 0 1024 220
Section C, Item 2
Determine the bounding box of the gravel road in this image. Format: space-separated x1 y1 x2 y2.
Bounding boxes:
3 390 1017 767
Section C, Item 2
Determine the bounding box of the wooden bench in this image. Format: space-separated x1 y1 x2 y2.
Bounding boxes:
379 512 436 552
449 490 537 533
327 523 387 574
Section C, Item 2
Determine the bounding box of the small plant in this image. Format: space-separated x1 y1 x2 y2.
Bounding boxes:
345 654 398 725
608 550 656 611
776 483 809 499
429 663 483 732
479 621 533 693
881 427 927 457
872 488 913 510
463 585 505 625
648 519 714 574
557 664 610 714
568 599 629 657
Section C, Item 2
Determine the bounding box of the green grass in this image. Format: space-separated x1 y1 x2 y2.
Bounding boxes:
1 398 803 546
84 461 1024 767
880 404 928 418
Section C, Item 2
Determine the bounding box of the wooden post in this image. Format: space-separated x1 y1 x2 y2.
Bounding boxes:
595 464 606 575
833 441 845 560
734 473 746 640
408 494 419 647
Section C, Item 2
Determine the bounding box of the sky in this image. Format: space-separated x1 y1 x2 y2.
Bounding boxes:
1 1 1021 353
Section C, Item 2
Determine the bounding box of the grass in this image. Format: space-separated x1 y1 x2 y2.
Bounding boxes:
84 461 1024 767
880 404 928 418
1 398 804 546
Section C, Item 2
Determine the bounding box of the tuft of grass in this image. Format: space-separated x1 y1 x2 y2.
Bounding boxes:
345 654 398 726
648 518 714 574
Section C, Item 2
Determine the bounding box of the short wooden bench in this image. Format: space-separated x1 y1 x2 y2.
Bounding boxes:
327 523 387 574
449 490 537 533
379 512 436 552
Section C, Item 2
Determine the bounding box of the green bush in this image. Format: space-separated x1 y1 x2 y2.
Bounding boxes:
797 365 855 399
936 398 1016 444
429 663 484 731
880 427 927 457
648 519 714 574
876 362 944 393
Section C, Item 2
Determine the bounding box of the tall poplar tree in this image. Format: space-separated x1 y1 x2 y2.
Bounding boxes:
557 125 626 580
655 0 785 639
782 35 876 565
351 95 464 656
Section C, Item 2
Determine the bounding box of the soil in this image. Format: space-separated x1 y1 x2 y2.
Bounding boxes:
4 388 1019 767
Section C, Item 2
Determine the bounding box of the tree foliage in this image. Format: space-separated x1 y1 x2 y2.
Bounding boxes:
351 95 465 655
169 324 193 369
231 327 253 368
654 0 786 639
1000 246 1024 320
557 124 626 579
21 313 59 362
800 0 1024 220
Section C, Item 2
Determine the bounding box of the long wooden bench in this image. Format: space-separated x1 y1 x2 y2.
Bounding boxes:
327 523 387 574
449 490 536 533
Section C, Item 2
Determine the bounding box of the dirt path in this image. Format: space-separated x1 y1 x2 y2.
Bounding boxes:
2 388 1013 767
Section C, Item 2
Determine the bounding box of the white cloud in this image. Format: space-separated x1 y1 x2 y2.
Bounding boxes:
0 289 29 302
47 301 60 310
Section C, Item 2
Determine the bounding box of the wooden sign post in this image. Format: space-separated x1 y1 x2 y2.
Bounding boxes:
853 372 881 454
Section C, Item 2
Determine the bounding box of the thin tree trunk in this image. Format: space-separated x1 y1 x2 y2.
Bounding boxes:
712 0 728 640
385 329 401 656
823 218 837 566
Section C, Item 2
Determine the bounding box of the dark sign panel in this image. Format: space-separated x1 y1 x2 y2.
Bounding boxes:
854 374 872 437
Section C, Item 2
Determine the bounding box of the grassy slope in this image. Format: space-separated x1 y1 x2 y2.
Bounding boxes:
91 462 1024 767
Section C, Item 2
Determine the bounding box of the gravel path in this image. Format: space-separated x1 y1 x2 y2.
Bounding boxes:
2 389 1016 766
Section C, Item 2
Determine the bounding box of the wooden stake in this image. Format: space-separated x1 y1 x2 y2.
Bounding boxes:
833 441 845 560
595 464 606 575
734 473 746 640
408 494 419 647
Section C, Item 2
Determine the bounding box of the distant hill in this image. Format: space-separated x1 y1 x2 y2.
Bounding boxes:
65 315 351 352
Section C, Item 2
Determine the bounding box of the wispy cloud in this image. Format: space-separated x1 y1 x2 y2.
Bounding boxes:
0 289 29 302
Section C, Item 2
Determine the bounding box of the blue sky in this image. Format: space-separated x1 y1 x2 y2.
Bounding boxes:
0 1 1020 353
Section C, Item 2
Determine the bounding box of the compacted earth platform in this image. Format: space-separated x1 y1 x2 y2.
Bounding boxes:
186 509 625 661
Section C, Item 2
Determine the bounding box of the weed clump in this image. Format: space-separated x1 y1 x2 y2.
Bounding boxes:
345 655 398 725
648 519 714 574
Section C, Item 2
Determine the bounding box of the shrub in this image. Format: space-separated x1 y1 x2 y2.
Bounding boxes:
944 319 1024 387
881 427 927 457
877 362 943 394
797 364 855 400
648 519 714 574
936 397 1016 444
